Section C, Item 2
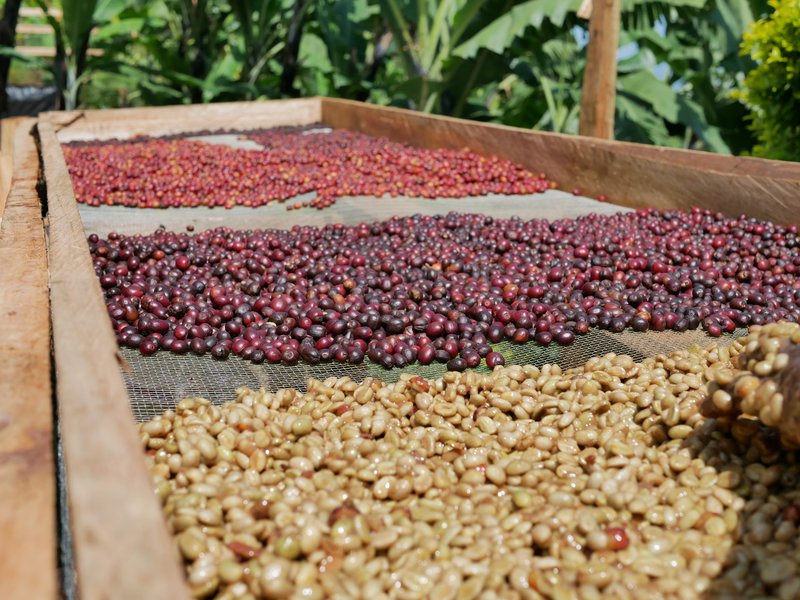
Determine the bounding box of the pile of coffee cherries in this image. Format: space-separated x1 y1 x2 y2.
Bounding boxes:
91 208 800 370
64 126 551 211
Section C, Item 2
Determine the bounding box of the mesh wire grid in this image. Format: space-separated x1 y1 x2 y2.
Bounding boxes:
88 129 744 420
122 327 747 422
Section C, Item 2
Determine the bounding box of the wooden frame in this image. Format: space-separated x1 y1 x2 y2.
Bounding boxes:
47 97 321 142
39 120 190 600
36 99 324 599
0 119 57 600
30 97 800 597
0 117 27 219
320 99 800 226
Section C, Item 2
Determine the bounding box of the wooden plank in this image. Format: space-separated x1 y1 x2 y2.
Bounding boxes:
321 98 800 226
0 119 57 599
43 97 323 142
578 0 621 139
1 117 27 222
14 46 57 58
16 23 53 35
37 120 189 600
13 46 103 58
19 7 63 19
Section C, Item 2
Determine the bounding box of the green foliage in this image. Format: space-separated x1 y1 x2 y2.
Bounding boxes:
229 0 285 96
111 0 243 104
79 0 298 106
62 0 97 56
452 0 582 60
654 0 768 154
0 0 141 108
736 0 800 160
375 0 536 113
296 0 381 101
1 0 777 157
481 0 768 154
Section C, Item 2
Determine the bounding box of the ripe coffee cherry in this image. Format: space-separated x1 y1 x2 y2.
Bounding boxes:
606 527 630 550
65 125 551 211
92 208 800 370
486 352 505 369
211 344 229 359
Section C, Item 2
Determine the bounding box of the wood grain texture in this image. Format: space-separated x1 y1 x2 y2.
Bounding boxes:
1 117 27 221
579 0 621 139
321 98 800 226
38 121 189 600
42 97 322 143
0 119 57 600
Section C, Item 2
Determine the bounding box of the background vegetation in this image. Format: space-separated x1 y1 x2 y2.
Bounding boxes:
734 0 800 160
2 0 798 160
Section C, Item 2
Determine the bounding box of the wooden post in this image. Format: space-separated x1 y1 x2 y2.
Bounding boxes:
579 0 621 140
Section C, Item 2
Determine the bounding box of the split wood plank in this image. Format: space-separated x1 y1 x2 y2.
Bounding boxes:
44 97 322 143
1 117 27 221
579 0 621 139
19 7 63 18
16 23 53 35
0 119 57 600
14 46 104 58
321 98 800 226
38 120 189 600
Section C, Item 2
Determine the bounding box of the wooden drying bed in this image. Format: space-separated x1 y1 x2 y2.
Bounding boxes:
45 98 800 225
1 97 797 599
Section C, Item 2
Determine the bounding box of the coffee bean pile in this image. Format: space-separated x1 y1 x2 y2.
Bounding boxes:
141 329 800 599
91 209 800 369
64 126 551 211
703 321 800 448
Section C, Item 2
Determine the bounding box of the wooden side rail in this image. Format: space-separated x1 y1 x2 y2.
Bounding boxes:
38 120 189 600
0 119 57 599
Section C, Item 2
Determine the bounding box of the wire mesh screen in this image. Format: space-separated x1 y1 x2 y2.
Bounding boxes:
102 132 745 421
122 327 747 422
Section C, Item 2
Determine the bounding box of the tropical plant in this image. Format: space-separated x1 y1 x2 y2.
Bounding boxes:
39 0 138 109
0 0 143 109
375 0 578 114
0 0 23 113
0 0 777 158
93 0 313 105
295 0 384 101
461 1 585 129
625 0 770 153
229 0 286 98
735 0 800 160
473 0 768 154
108 0 239 105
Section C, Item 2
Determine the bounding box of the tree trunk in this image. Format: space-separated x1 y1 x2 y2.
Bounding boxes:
279 0 310 97
188 0 209 104
0 0 23 115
